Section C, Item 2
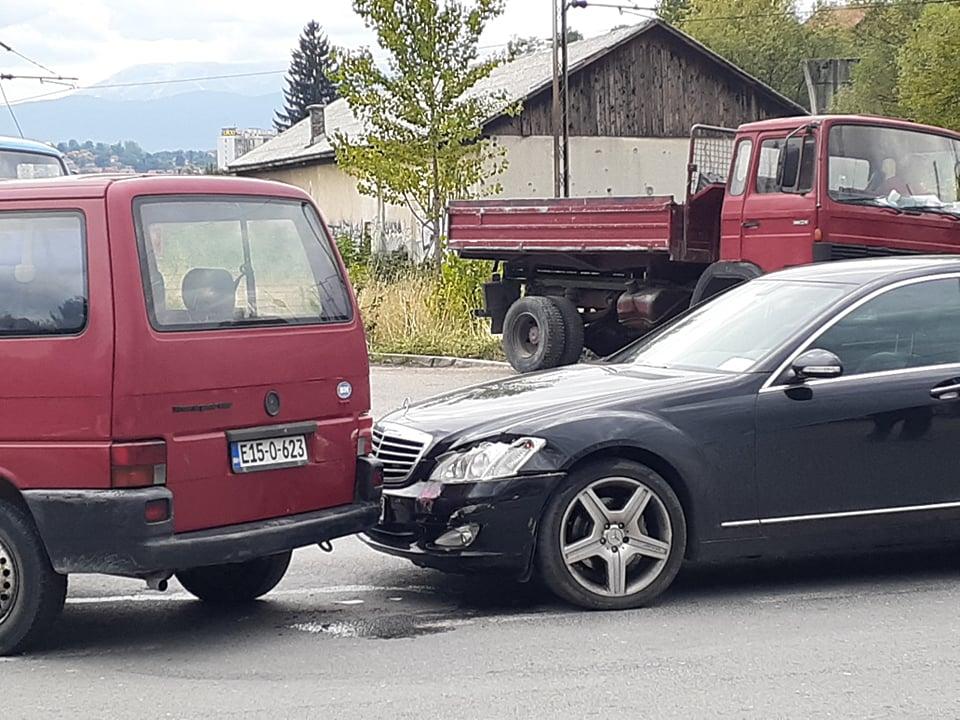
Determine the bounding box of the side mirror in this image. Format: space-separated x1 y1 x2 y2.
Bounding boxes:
791 348 843 382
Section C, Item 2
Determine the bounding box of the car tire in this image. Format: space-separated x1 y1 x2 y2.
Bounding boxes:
536 458 686 610
550 297 585 366
176 551 292 604
0 500 68 656
502 296 567 373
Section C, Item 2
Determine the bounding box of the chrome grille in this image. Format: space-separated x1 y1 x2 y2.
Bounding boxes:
371 423 432 487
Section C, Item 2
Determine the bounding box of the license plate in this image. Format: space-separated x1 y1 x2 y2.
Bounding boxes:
230 435 309 473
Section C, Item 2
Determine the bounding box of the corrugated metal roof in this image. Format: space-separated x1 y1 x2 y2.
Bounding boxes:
230 20 804 173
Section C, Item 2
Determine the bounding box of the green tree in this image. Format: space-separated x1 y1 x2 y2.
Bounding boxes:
657 0 690 25
331 0 515 262
275 20 339 132
832 0 922 118
678 0 811 104
897 4 960 130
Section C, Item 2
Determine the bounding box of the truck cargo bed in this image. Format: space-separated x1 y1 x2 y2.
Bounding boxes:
447 197 681 259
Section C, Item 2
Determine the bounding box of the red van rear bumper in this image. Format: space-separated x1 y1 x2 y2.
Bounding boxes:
22 458 382 576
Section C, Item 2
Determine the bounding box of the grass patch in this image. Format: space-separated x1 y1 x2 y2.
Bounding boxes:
338 238 501 360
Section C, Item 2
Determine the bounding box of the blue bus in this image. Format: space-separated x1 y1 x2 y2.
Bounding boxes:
0 136 68 179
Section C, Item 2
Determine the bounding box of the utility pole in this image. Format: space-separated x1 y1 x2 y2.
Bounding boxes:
552 0 572 198
551 0 564 198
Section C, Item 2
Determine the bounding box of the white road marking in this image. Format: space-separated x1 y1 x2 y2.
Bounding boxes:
334 599 364 605
65 584 434 606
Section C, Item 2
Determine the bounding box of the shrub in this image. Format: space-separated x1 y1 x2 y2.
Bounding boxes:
336 236 500 359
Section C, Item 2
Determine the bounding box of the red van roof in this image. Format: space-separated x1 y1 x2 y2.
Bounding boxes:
738 114 960 140
0 174 311 202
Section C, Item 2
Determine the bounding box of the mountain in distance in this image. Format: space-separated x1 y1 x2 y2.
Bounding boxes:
2 62 286 151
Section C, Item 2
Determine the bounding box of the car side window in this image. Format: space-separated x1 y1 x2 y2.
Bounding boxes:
0 211 87 336
727 139 752 197
815 278 960 376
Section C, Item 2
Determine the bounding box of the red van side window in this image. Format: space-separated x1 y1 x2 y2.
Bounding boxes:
0 211 86 336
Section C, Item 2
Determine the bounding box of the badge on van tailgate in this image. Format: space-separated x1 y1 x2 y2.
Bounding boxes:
230 435 308 473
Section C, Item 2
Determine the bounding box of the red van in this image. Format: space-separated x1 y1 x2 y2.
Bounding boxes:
0 175 381 654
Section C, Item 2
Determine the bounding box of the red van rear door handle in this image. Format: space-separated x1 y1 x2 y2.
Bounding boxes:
742 220 761 229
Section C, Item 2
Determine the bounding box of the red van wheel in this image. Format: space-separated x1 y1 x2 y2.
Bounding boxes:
176 551 292 604
0 500 67 655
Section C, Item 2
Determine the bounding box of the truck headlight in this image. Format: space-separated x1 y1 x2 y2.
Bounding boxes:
429 438 546 484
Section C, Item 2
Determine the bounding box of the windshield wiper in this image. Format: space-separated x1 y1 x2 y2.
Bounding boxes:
834 196 908 214
898 205 960 221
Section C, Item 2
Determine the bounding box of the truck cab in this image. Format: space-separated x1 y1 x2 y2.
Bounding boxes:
448 115 960 372
719 115 960 273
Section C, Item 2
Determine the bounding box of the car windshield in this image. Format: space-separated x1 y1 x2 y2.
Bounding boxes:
0 150 65 179
615 280 849 372
828 124 960 217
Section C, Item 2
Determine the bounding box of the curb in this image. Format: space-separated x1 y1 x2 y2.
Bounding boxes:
370 352 511 369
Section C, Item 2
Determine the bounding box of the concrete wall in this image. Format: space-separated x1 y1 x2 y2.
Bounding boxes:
243 134 691 256
496 135 690 199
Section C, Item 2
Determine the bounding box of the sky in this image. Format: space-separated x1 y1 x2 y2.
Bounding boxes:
0 0 655 102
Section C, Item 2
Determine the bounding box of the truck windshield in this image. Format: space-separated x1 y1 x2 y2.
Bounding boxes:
828 124 960 217
614 280 848 373
0 150 65 180
135 197 353 331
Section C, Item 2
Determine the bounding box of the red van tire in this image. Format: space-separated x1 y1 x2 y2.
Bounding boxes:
176 551 292 604
0 500 68 656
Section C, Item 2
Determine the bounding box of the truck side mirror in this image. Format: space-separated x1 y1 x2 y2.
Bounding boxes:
776 136 803 191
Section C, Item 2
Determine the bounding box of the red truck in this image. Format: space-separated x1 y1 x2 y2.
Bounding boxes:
449 115 960 371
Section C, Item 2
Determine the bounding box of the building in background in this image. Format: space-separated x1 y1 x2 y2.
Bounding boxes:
217 127 277 170
229 20 805 259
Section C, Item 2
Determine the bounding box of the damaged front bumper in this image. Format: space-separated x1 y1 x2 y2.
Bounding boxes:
361 472 565 579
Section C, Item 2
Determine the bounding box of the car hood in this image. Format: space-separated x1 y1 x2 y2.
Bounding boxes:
379 363 730 445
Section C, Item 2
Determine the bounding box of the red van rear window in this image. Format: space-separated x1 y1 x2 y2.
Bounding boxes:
134 197 353 331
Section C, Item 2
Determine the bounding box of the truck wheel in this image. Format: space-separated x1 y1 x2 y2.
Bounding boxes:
550 297 585 366
502 296 567 373
0 500 67 655
176 551 291 604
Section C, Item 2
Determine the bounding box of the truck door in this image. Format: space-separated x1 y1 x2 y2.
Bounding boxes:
737 132 818 272
718 136 753 261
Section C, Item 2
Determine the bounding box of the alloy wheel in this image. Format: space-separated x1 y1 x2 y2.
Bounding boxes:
559 476 672 597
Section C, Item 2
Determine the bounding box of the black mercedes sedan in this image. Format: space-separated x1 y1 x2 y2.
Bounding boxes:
364 257 960 609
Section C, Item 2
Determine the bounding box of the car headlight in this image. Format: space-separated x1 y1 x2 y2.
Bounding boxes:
429 438 546 484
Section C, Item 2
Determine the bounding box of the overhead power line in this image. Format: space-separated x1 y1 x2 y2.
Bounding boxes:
0 40 60 76
573 0 960 21
0 82 23 137
9 68 287 105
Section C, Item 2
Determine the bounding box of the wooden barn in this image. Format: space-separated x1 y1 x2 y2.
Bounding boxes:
230 19 804 256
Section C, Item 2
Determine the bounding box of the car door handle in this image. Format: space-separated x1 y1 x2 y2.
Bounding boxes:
742 220 760 229
930 383 960 400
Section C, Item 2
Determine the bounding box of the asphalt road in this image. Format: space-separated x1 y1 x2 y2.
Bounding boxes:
6 365 960 719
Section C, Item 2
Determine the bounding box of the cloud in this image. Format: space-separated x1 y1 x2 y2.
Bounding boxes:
0 0 650 101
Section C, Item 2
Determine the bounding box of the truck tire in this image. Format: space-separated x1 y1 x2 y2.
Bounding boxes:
550 297 585 366
502 296 567 373
177 551 291 604
0 499 67 655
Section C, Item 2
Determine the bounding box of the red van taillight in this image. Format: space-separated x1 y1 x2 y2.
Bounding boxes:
111 440 167 488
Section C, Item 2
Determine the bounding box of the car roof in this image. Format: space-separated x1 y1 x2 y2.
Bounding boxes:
764 256 960 287
0 135 63 156
0 174 312 201
738 114 960 140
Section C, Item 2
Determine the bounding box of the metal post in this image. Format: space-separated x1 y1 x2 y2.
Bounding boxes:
552 0 562 198
560 1 570 198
